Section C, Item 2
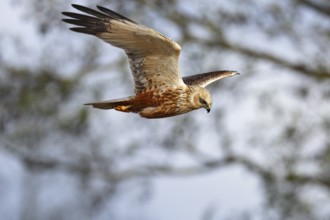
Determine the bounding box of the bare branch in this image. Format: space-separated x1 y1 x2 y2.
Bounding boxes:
216 39 330 79
20 153 330 189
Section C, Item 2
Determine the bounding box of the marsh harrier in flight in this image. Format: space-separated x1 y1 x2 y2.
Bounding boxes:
62 4 239 118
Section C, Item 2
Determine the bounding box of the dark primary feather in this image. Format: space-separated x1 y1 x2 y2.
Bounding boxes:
63 4 136 25
61 4 137 36
96 5 137 23
62 12 100 22
183 71 239 88
62 7 107 35
71 4 109 19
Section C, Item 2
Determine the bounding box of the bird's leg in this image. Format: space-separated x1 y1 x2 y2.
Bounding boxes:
115 105 133 112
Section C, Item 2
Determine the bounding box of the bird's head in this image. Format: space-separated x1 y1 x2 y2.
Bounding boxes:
191 87 212 113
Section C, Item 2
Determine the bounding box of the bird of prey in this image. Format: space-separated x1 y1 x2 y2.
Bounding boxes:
62 4 239 119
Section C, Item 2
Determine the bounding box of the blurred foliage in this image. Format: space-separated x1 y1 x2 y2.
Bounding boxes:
1 0 330 220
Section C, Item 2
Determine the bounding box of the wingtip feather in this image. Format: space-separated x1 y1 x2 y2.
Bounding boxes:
71 4 84 10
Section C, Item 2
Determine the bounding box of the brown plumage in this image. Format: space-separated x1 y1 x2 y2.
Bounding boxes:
62 4 239 119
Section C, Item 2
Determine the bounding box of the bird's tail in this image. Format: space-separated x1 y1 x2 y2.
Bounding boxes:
84 97 133 112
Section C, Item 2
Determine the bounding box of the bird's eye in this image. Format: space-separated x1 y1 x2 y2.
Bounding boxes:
199 97 207 105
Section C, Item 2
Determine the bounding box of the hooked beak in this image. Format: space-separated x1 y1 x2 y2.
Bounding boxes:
205 106 211 113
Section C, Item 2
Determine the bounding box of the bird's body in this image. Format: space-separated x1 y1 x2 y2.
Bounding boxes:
62 4 239 119
88 85 210 118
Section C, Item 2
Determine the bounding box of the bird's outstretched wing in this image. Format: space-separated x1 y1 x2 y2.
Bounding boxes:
62 4 185 94
183 71 239 88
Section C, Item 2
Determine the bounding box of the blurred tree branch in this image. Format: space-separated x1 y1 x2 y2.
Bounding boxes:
298 0 330 17
168 10 330 79
17 149 330 190
204 37 330 79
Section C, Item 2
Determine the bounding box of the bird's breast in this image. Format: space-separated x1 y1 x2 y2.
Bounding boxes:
136 87 194 118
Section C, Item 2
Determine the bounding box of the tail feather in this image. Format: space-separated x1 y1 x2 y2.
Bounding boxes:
84 97 132 110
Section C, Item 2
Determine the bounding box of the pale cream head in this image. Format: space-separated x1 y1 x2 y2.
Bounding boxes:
191 87 212 113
